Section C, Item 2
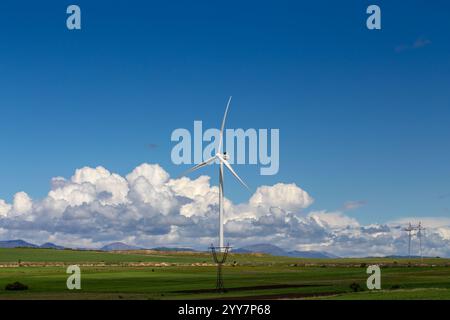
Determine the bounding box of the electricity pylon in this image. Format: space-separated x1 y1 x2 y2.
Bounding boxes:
402 223 416 258
416 222 425 261
209 244 231 292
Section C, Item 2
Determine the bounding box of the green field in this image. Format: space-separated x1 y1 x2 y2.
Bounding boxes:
1 248 449 300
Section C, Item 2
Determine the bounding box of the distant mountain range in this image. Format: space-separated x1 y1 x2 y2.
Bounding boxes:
0 240 444 258
234 243 287 256
40 242 65 250
0 239 38 248
233 243 339 259
0 240 345 258
152 247 196 252
98 242 336 257
288 250 339 259
0 240 64 250
0 240 195 252
99 242 142 251
379 255 435 259
100 243 196 252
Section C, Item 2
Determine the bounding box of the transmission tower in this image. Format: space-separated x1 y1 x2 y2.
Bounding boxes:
209 244 231 292
402 223 416 258
416 222 425 261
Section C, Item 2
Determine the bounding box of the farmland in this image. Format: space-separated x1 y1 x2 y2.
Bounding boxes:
0 248 449 300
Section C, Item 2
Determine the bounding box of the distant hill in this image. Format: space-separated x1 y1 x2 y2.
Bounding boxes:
152 247 196 252
288 250 339 259
234 244 287 256
0 239 38 248
235 243 338 259
0 240 336 258
382 255 437 259
100 243 197 252
100 242 142 251
0 240 67 250
40 242 65 250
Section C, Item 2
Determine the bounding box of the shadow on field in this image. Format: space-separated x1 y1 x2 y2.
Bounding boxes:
214 291 341 300
174 283 328 294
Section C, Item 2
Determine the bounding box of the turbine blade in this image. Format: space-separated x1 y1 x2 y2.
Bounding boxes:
218 96 232 153
180 156 217 177
217 155 249 190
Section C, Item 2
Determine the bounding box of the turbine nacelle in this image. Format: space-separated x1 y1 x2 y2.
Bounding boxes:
218 152 230 161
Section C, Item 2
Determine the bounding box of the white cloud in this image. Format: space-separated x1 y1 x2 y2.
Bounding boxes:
0 200 11 217
46 166 129 210
309 211 359 229
0 163 449 257
126 163 169 186
389 217 450 229
249 183 313 212
12 192 33 215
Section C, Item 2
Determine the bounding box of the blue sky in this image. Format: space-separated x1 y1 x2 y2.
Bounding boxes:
1 0 449 226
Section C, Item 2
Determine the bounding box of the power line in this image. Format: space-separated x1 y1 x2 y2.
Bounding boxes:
402 222 425 259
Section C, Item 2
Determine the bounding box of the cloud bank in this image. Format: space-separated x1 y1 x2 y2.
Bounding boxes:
0 163 449 257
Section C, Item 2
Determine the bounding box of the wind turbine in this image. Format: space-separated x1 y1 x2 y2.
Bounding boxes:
182 96 249 251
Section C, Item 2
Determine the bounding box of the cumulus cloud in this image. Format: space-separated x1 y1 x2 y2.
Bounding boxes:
395 37 432 52
0 163 449 257
249 183 313 212
0 200 11 217
309 211 359 229
12 192 33 215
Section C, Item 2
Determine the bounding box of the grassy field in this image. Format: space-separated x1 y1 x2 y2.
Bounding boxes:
0 248 449 300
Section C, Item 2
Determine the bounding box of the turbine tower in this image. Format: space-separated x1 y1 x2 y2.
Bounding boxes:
183 96 249 251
